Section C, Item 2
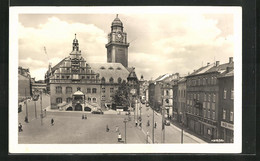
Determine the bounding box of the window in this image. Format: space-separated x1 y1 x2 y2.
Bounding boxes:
92 88 97 93
102 87 105 93
88 97 91 102
184 90 186 97
77 87 81 91
205 78 208 85
62 76 64 79
93 98 97 103
211 76 213 85
66 97 72 103
118 77 122 83
197 94 200 101
101 95 106 100
207 102 210 109
212 111 215 120
56 97 62 103
231 89 234 99
110 88 114 93
207 110 210 118
56 86 62 94
230 111 234 122
67 76 70 79
66 87 72 94
213 94 216 102
224 89 227 99
212 103 215 111
223 109 226 120
203 102 206 109
193 94 196 99
101 77 106 84
214 76 217 84
198 78 200 85
109 77 114 83
207 129 211 135
208 94 211 102
82 76 85 79
204 93 207 101
203 109 206 118
166 90 169 96
87 88 91 93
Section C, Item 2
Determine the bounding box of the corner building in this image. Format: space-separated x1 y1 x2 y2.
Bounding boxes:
45 16 131 111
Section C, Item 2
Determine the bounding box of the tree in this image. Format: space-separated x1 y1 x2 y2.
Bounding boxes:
112 80 132 109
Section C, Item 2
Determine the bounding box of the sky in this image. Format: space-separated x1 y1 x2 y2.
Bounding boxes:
18 12 235 81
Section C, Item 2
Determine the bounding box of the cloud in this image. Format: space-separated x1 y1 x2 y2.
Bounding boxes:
18 14 235 81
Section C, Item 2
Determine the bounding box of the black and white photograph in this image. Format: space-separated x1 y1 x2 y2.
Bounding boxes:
9 6 242 153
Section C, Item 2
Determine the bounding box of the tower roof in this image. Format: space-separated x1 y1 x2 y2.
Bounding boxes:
73 33 78 43
112 14 123 27
127 67 138 79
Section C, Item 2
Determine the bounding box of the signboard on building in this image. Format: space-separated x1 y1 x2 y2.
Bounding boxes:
221 121 234 130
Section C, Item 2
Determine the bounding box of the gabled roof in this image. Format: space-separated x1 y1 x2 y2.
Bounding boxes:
188 64 214 77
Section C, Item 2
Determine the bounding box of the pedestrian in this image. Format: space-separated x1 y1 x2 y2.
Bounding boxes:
24 116 28 123
106 124 109 132
118 133 122 142
82 114 84 119
135 120 138 127
18 123 23 132
51 118 54 126
84 114 87 120
146 131 149 143
154 121 157 129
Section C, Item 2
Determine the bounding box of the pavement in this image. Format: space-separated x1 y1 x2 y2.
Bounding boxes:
18 95 206 144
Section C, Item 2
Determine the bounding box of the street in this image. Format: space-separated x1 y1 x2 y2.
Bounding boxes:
18 95 206 144
135 103 206 144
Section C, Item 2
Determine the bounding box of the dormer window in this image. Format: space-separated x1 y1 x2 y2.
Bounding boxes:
116 67 121 70
109 77 114 83
100 66 105 70
108 67 113 70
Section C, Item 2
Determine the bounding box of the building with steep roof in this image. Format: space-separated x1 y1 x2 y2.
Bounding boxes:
45 15 134 111
18 66 32 101
185 57 234 142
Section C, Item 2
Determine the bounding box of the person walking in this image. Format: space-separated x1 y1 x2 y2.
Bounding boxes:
106 124 109 132
24 116 28 123
18 123 23 132
82 114 84 119
154 121 157 129
135 120 138 127
146 131 150 143
51 118 54 126
84 114 87 120
118 133 122 142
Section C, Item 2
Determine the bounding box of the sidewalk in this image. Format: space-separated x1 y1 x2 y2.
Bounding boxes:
153 110 208 143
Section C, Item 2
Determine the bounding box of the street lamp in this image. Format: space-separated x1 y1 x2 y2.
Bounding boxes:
123 118 128 144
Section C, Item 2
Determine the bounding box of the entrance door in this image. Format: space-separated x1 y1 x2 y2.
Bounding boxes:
75 104 82 111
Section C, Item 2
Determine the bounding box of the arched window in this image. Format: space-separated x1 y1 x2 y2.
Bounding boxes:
87 88 91 93
66 97 72 103
88 97 91 102
66 87 72 94
93 98 97 103
56 86 62 94
118 77 122 83
77 87 81 91
101 77 106 84
109 77 114 83
56 97 62 103
92 88 97 93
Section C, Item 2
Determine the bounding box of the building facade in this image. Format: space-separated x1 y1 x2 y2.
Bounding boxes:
185 58 234 142
218 69 234 143
18 66 32 101
177 78 187 124
45 15 132 111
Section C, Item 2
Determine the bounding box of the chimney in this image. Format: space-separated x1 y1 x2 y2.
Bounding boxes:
229 57 233 64
226 67 230 73
215 61 220 67
207 62 210 66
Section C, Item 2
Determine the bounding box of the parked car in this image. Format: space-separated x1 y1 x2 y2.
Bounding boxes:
164 120 170 126
91 109 104 114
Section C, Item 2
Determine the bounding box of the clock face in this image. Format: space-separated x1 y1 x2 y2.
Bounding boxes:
117 33 121 38
116 32 123 42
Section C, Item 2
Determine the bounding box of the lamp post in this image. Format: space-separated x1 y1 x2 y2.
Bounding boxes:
123 118 127 144
40 91 43 126
180 112 183 144
152 105 154 143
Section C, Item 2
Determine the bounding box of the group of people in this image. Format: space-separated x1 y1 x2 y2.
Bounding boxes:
82 114 87 120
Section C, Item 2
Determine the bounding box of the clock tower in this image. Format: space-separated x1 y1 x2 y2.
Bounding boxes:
105 15 129 68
